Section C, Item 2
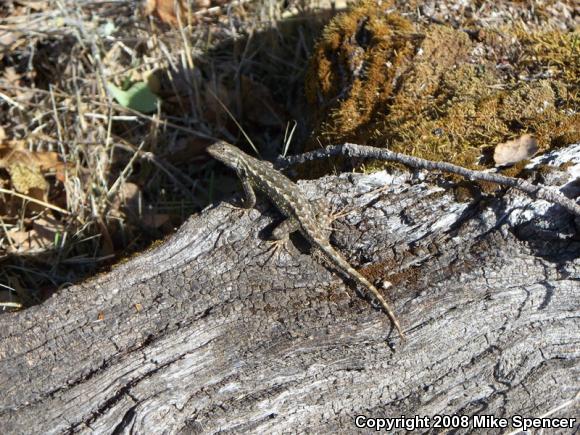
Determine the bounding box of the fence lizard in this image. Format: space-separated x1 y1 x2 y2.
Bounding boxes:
207 141 404 339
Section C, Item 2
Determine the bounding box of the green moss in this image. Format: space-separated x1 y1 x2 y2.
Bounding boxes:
498 160 530 178
305 0 415 139
453 182 479 203
559 161 576 171
305 6 579 172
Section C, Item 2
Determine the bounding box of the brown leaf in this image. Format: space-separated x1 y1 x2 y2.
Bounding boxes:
142 0 185 25
30 151 62 172
20 1 50 11
0 30 17 50
494 134 539 166
0 139 24 161
111 182 141 215
0 141 62 171
200 81 232 124
96 218 115 257
142 0 211 26
2 67 21 87
6 227 52 253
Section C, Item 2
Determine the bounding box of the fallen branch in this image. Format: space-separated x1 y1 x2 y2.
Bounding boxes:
1 168 578 433
276 143 580 217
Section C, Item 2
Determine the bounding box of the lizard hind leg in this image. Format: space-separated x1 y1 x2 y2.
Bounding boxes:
313 198 356 238
265 217 300 261
327 200 358 224
310 198 334 240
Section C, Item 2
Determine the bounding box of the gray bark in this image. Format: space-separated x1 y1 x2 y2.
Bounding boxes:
0 145 578 434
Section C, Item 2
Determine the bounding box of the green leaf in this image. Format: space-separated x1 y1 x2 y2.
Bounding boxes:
107 81 159 114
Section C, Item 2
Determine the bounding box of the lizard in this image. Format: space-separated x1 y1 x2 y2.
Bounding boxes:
207 141 404 339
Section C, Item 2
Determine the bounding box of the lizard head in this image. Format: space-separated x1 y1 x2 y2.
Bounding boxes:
207 141 246 171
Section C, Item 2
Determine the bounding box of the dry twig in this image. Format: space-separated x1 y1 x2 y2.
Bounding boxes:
276 143 580 217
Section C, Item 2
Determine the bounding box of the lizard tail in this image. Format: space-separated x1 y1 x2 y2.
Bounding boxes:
318 243 405 339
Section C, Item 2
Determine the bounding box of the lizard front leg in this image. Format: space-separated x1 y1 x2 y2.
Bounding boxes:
238 169 257 209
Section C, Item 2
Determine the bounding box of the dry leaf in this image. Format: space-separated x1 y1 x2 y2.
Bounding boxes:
494 134 539 166
142 0 210 25
0 139 24 160
0 142 65 197
0 31 17 50
8 162 47 196
200 81 232 124
29 151 62 172
2 67 21 87
0 141 62 171
111 181 140 215
6 227 52 253
96 218 115 257
15 1 50 11
142 0 185 25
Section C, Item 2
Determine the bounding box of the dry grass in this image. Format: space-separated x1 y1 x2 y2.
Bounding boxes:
0 0 334 308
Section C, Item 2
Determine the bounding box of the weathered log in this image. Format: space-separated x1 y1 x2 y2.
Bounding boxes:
0 145 578 434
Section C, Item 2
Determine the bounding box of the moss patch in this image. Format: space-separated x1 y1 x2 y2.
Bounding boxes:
305 1 579 170
306 0 415 138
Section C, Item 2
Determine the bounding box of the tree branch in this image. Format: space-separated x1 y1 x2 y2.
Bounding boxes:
276 143 580 217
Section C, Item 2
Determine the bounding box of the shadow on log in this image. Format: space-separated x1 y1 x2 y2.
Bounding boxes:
0 145 578 434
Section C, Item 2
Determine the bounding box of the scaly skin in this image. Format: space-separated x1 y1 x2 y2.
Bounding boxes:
207 141 404 339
